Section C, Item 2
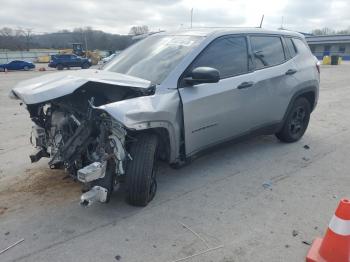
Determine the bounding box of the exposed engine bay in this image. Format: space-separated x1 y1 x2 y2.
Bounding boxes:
25 81 154 206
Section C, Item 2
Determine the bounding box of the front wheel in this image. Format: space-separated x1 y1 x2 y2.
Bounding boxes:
126 133 158 206
276 97 311 143
23 66 29 71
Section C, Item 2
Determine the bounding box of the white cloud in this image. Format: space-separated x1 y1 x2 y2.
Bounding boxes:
0 0 348 34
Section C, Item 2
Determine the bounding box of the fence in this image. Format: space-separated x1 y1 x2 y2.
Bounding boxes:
0 50 60 64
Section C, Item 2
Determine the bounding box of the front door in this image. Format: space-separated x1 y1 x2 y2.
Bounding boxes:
179 35 256 156
70 55 80 67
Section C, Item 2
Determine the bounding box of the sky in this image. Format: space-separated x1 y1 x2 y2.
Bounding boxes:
0 0 349 34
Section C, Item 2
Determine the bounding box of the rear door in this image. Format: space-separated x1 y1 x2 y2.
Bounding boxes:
248 35 299 127
179 35 256 155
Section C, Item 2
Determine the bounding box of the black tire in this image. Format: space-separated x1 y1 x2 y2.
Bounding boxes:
0 67 4 72
81 63 90 69
126 133 158 206
276 97 311 143
57 64 64 70
23 66 29 71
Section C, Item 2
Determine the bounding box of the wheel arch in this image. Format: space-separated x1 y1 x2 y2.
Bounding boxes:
280 86 317 130
126 122 179 164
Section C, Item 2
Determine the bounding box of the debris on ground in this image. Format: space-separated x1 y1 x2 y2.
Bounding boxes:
262 180 273 190
0 207 8 216
0 238 24 255
4 232 9 236
115 255 121 260
170 245 224 262
0 168 80 214
302 157 310 161
292 230 299 237
179 222 210 249
302 241 312 246
304 145 310 150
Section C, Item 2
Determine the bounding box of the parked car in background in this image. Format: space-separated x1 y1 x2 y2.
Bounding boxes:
11 28 319 207
102 53 117 64
102 52 121 64
49 54 91 70
0 60 35 71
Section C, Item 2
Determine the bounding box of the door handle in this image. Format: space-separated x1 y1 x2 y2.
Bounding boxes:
285 69 297 75
237 81 254 89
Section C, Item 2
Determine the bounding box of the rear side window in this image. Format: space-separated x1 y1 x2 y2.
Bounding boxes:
250 36 285 69
293 38 312 55
190 36 249 78
285 38 297 58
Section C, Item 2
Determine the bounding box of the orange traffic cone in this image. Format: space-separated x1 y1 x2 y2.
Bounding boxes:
306 198 350 262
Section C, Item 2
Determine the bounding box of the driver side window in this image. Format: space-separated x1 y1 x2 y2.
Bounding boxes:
190 36 249 79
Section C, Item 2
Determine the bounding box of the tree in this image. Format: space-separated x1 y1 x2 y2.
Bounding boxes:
337 27 350 35
129 25 149 36
0 26 134 51
23 28 33 51
0 27 24 50
312 27 335 35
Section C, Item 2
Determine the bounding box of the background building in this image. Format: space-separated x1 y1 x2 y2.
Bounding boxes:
305 35 350 60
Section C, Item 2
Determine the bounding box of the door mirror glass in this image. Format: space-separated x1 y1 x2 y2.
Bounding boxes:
185 67 220 86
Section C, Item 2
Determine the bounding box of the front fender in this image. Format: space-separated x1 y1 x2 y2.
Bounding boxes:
98 90 182 163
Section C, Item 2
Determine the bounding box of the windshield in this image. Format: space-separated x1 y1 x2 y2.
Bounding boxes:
104 35 204 84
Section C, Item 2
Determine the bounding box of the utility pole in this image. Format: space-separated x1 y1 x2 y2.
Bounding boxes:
190 8 193 28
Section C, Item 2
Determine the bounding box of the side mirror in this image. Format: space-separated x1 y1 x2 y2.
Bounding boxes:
184 67 220 86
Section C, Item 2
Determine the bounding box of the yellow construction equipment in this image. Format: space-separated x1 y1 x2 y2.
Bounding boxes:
37 55 50 63
58 43 101 65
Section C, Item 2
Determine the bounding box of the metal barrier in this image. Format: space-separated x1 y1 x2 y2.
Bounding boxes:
0 50 60 63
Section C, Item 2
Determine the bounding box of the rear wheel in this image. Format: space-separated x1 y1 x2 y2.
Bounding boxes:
126 133 158 206
57 64 64 70
0 67 4 72
276 97 311 143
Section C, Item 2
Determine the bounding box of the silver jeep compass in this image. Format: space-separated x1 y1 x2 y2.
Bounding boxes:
11 28 320 207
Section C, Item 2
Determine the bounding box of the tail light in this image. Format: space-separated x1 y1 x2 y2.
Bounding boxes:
316 61 320 74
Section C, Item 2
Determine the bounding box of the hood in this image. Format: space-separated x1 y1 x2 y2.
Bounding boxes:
11 69 152 105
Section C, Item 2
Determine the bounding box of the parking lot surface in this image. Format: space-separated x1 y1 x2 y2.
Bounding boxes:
0 64 349 261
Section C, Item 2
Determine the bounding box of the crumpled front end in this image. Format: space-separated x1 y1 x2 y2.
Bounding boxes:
29 97 130 206
13 70 156 206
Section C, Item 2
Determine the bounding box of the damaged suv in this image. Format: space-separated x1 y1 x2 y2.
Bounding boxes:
10 28 319 207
